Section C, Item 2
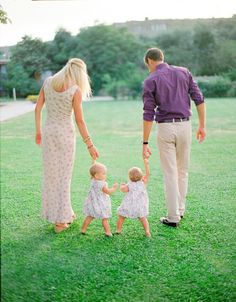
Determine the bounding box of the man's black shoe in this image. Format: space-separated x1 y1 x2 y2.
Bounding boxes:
160 217 179 227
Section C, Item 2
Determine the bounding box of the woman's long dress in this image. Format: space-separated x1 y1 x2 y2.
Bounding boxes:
41 77 78 223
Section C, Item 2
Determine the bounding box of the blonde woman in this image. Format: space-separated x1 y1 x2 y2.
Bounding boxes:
35 58 99 233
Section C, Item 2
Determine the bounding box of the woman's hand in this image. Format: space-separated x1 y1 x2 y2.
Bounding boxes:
88 145 99 161
35 132 42 145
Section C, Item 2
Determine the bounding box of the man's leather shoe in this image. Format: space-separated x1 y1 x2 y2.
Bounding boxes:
160 217 179 227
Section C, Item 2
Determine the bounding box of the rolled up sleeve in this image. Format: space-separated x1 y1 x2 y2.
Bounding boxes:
188 71 204 106
143 79 157 121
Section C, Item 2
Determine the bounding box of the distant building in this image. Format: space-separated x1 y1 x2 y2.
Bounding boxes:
113 16 236 37
0 47 11 96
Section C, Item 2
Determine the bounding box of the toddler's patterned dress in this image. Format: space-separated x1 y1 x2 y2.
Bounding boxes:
117 180 149 218
83 180 112 218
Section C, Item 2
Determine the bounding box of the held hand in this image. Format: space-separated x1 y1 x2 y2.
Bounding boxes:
35 132 42 145
112 183 119 191
142 175 149 183
196 127 206 143
88 145 99 161
142 145 152 159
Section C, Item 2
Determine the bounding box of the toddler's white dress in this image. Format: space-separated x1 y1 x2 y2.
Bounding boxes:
117 180 149 218
83 179 112 219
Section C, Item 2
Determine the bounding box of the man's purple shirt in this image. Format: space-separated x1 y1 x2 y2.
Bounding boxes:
143 63 204 122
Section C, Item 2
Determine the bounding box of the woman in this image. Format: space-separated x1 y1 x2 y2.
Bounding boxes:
35 58 99 233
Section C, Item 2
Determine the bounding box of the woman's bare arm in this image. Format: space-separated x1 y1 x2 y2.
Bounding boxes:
35 87 45 145
73 89 99 160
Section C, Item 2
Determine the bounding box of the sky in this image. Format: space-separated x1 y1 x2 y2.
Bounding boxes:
0 0 236 47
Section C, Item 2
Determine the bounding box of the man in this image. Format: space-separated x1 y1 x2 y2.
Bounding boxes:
142 48 206 227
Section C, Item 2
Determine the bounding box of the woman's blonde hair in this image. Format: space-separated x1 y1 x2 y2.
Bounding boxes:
129 167 143 182
51 58 92 99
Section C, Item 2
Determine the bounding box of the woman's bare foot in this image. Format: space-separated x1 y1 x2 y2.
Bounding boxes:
54 223 70 233
105 232 113 237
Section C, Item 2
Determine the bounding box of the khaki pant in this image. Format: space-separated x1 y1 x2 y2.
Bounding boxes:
157 121 192 222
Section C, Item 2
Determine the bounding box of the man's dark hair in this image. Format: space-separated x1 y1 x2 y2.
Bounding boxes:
144 48 164 64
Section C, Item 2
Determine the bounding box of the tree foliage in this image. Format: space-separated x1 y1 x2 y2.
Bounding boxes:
6 36 50 96
0 5 11 24
73 25 145 94
3 19 236 98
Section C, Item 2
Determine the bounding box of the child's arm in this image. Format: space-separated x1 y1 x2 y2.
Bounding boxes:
142 158 150 185
102 183 118 195
120 183 129 193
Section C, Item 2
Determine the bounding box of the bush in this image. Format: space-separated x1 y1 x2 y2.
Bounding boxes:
26 95 38 103
197 77 235 97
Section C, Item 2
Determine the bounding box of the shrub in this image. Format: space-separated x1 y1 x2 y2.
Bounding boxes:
26 95 38 103
197 77 234 97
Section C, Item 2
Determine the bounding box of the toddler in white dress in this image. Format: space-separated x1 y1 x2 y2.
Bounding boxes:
81 162 118 237
116 158 151 237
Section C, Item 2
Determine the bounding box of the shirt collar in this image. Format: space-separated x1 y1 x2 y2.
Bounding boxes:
156 62 168 71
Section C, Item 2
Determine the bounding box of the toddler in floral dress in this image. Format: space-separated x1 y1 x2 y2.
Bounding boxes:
81 162 118 237
116 158 151 237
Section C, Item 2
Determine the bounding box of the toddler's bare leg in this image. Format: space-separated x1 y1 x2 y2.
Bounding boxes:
81 216 94 234
139 217 151 237
102 218 112 237
116 215 126 234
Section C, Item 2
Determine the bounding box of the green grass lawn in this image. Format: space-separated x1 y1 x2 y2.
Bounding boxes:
1 98 236 302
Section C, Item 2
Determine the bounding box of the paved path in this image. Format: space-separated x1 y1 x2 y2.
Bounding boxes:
0 97 114 123
0 101 36 122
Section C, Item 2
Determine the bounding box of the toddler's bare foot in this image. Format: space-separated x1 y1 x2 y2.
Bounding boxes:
145 232 151 237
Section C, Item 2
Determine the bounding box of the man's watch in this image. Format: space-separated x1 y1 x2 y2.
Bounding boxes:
143 141 149 145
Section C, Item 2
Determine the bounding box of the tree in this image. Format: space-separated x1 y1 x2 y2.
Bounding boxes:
193 27 218 75
0 5 11 24
155 30 195 71
74 25 145 94
46 28 78 72
5 64 39 97
6 36 50 97
9 36 50 77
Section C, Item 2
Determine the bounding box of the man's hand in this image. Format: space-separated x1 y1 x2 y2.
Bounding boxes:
142 144 152 159
196 127 206 143
196 103 206 143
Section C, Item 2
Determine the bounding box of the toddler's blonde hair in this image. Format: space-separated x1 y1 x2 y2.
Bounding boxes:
51 58 91 99
89 162 107 178
129 167 143 182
